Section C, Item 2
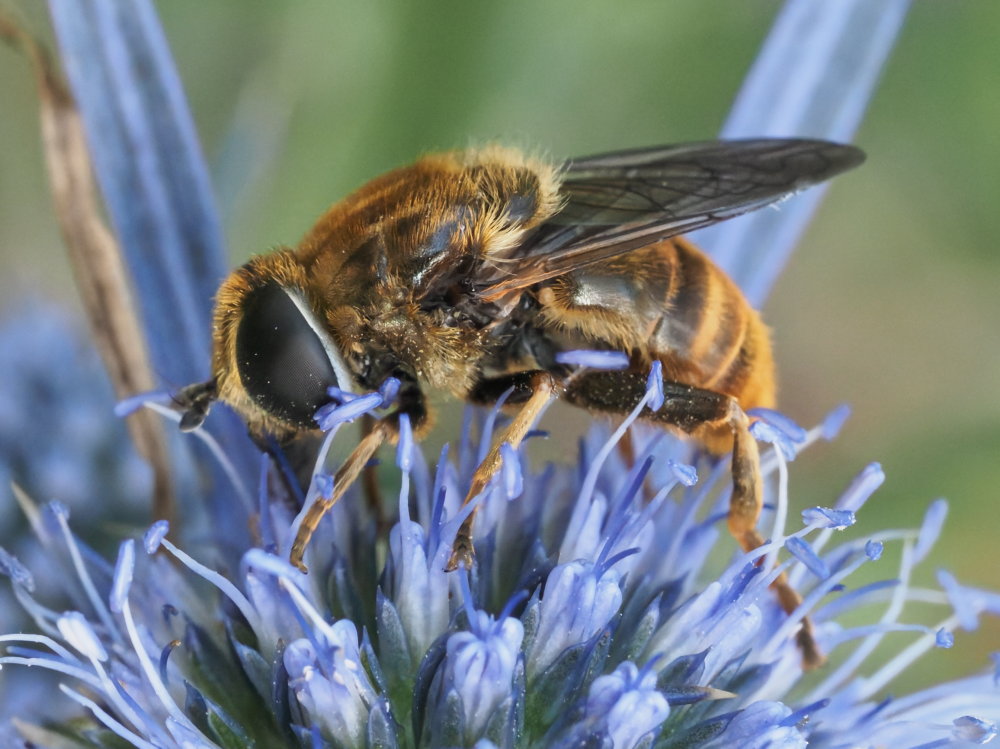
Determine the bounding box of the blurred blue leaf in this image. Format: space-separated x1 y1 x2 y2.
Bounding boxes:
47 0 258 554
694 0 911 304
47 0 227 385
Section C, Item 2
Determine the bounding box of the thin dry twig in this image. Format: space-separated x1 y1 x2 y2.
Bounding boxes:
1 11 174 524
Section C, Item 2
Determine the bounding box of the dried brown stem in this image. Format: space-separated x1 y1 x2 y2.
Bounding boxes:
1 12 174 523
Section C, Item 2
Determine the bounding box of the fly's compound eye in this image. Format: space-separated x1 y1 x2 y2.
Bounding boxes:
235 282 353 429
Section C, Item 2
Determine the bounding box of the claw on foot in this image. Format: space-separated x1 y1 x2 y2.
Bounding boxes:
445 539 475 572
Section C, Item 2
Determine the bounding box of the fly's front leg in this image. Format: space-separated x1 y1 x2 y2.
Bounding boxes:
289 379 428 573
288 420 394 573
720 403 822 668
446 370 558 571
564 370 822 669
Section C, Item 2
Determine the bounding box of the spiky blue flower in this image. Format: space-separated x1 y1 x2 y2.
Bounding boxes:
4 383 1000 747
0 302 150 538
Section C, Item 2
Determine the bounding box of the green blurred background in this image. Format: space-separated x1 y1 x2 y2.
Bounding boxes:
1 1 997 689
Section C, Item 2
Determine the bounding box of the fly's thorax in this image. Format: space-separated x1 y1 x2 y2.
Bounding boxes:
295 147 564 298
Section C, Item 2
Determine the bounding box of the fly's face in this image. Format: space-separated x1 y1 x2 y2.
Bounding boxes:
199 250 357 439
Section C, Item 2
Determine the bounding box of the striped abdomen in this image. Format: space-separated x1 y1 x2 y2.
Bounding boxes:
537 236 775 413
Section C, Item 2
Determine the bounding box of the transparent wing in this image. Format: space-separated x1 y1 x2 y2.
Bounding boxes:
477 138 864 300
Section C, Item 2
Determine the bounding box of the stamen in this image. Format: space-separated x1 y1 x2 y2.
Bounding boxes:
109 539 135 614
0 632 79 664
396 413 414 472
646 361 665 410
751 417 797 462
113 389 174 417
498 442 523 500
761 428 791 574
801 507 856 529
59 684 159 749
555 350 630 370
257 453 275 549
785 537 830 580
50 503 119 646
0 546 35 592
749 407 808 446
57 611 107 662
913 499 948 564
159 638 182 685
858 614 963 699
144 401 254 514
120 597 198 732
821 404 852 440
155 536 261 635
804 539 919 701
315 391 383 430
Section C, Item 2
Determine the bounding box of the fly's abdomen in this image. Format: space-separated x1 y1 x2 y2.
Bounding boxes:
536 237 775 410
652 238 774 409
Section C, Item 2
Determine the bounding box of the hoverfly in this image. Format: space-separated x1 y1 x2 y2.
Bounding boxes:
179 139 863 667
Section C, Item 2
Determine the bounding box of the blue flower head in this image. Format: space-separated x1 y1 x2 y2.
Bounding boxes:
6 372 1000 746
3 1 1000 748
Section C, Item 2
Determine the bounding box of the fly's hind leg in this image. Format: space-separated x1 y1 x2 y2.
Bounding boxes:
445 370 557 571
726 406 822 668
564 370 823 669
